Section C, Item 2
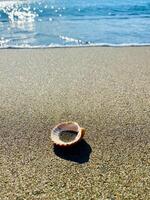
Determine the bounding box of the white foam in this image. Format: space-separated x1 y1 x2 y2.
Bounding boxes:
0 43 150 49
0 1 37 25
0 38 10 47
0 1 27 8
59 36 82 43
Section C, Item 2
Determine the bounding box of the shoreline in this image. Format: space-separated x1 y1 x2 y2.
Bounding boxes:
1 43 150 49
0 47 150 199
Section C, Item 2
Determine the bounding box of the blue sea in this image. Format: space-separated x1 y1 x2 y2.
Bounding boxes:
0 0 150 48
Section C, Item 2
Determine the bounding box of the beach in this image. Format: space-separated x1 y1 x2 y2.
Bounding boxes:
0 47 150 199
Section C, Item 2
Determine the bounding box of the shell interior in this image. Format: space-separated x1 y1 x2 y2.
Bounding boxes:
59 130 78 142
51 122 80 145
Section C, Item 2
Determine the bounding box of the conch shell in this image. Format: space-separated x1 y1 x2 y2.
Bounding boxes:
51 122 85 147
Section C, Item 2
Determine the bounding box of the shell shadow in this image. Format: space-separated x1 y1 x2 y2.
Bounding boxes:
53 139 92 164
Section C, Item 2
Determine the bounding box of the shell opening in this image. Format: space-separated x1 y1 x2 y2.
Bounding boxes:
59 130 78 143
51 122 84 146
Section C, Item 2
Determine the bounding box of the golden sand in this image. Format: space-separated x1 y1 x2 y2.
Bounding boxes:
0 47 150 199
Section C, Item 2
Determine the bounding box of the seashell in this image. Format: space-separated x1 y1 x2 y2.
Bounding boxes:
51 121 85 147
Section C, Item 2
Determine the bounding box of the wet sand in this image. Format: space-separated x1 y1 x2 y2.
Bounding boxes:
0 47 150 199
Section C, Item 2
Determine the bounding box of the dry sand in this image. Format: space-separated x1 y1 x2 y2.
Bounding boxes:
0 47 150 199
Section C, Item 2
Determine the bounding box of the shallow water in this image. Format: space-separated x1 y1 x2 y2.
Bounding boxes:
0 0 150 48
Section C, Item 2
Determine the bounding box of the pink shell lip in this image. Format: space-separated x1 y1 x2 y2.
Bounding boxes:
51 121 85 147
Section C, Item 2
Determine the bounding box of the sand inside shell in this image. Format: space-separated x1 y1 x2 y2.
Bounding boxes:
59 130 78 142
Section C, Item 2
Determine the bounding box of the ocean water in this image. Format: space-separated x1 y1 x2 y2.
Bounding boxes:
0 0 150 48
